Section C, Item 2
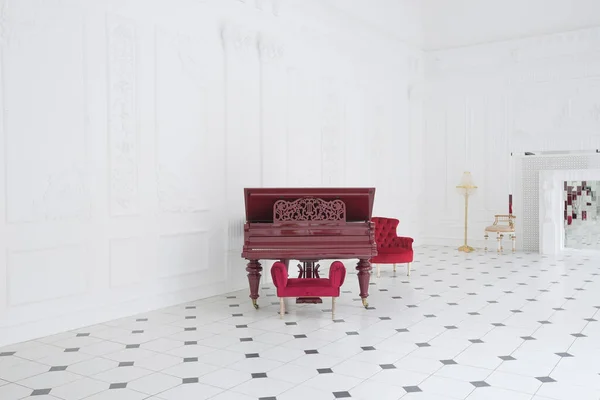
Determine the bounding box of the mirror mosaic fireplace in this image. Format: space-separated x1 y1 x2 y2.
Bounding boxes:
564 180 600 250
516 153 600 253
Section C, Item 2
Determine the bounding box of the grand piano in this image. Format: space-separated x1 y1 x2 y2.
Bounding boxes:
241 187 378 309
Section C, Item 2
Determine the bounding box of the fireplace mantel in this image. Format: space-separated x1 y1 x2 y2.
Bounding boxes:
538 169 600 254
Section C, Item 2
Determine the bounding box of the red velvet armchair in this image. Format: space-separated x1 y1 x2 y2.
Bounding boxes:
271 261 346 318
371 217 414 277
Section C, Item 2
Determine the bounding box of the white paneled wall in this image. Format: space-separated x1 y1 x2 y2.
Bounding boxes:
0 0 420 346
421 27 600 248
422 0 600 50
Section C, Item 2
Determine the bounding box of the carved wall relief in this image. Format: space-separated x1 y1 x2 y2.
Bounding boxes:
272 0 281 16
255 0 266 11
155 28 209 213
0 0 39 48
0 0 8 47
258 35 284 63
108 15 138 216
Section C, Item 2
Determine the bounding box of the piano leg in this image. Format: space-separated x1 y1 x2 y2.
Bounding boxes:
356 259 372 308
246 260 262 309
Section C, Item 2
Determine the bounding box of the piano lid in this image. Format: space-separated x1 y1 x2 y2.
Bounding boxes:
243 187 376 223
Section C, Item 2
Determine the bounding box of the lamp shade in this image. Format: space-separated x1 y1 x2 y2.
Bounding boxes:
456 171 477 195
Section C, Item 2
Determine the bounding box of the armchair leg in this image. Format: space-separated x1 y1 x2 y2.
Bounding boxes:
407 262 411 276
279 297 285 318
332 297 336 319
393 263 397 273
376 264 381 278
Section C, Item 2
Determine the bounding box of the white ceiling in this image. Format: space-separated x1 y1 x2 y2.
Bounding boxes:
322 0 422 46
422 0 600 50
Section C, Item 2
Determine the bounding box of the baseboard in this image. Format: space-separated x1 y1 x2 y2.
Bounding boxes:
419 236 520 251
0 280 246 349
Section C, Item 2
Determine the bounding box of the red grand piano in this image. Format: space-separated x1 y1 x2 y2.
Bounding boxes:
241 187 378 309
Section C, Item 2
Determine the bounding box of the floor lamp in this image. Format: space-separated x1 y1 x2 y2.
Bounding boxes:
457 171 477 253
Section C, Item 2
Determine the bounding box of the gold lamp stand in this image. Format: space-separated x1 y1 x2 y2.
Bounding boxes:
457 172 477 253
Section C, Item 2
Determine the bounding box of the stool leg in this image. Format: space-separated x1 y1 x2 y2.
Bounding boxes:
376 264 381 278
407 262 411 276
279 298 285 318
332 297 336 319
496 232 501 253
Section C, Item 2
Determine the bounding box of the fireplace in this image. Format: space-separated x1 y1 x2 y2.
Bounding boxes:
514 153 600 253
538 169 600 254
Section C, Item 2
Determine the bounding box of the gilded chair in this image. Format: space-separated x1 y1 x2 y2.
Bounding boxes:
484 214 516 253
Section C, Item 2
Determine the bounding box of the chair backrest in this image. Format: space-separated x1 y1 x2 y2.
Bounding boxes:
328 261 346 287
270 262 288 288
372 217 399 248
493 214 516 228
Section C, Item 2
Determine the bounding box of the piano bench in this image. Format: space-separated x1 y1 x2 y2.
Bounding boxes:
270 261 346 319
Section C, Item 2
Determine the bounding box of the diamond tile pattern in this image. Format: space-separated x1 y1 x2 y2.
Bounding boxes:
1 246 600 399
536 376 557 383
31 388 52 396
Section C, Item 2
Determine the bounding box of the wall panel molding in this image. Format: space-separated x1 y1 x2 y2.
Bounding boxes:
5 4 90 223
7 244 88 306
221 21 260 256
157 231 209 279
155 27 210 214
109 237 144 288
258 33 287 187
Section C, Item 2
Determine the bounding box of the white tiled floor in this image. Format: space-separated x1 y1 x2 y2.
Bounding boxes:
1 246 600 400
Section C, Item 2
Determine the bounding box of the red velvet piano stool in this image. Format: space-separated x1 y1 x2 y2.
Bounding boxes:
270 261 346 318
371 217 414 278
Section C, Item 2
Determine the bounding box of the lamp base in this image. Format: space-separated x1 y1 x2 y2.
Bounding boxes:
458 245 475 253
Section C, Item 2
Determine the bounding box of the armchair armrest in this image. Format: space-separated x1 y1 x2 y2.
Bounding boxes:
391 236 414 249
270 262 288 288
328 261 346 288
